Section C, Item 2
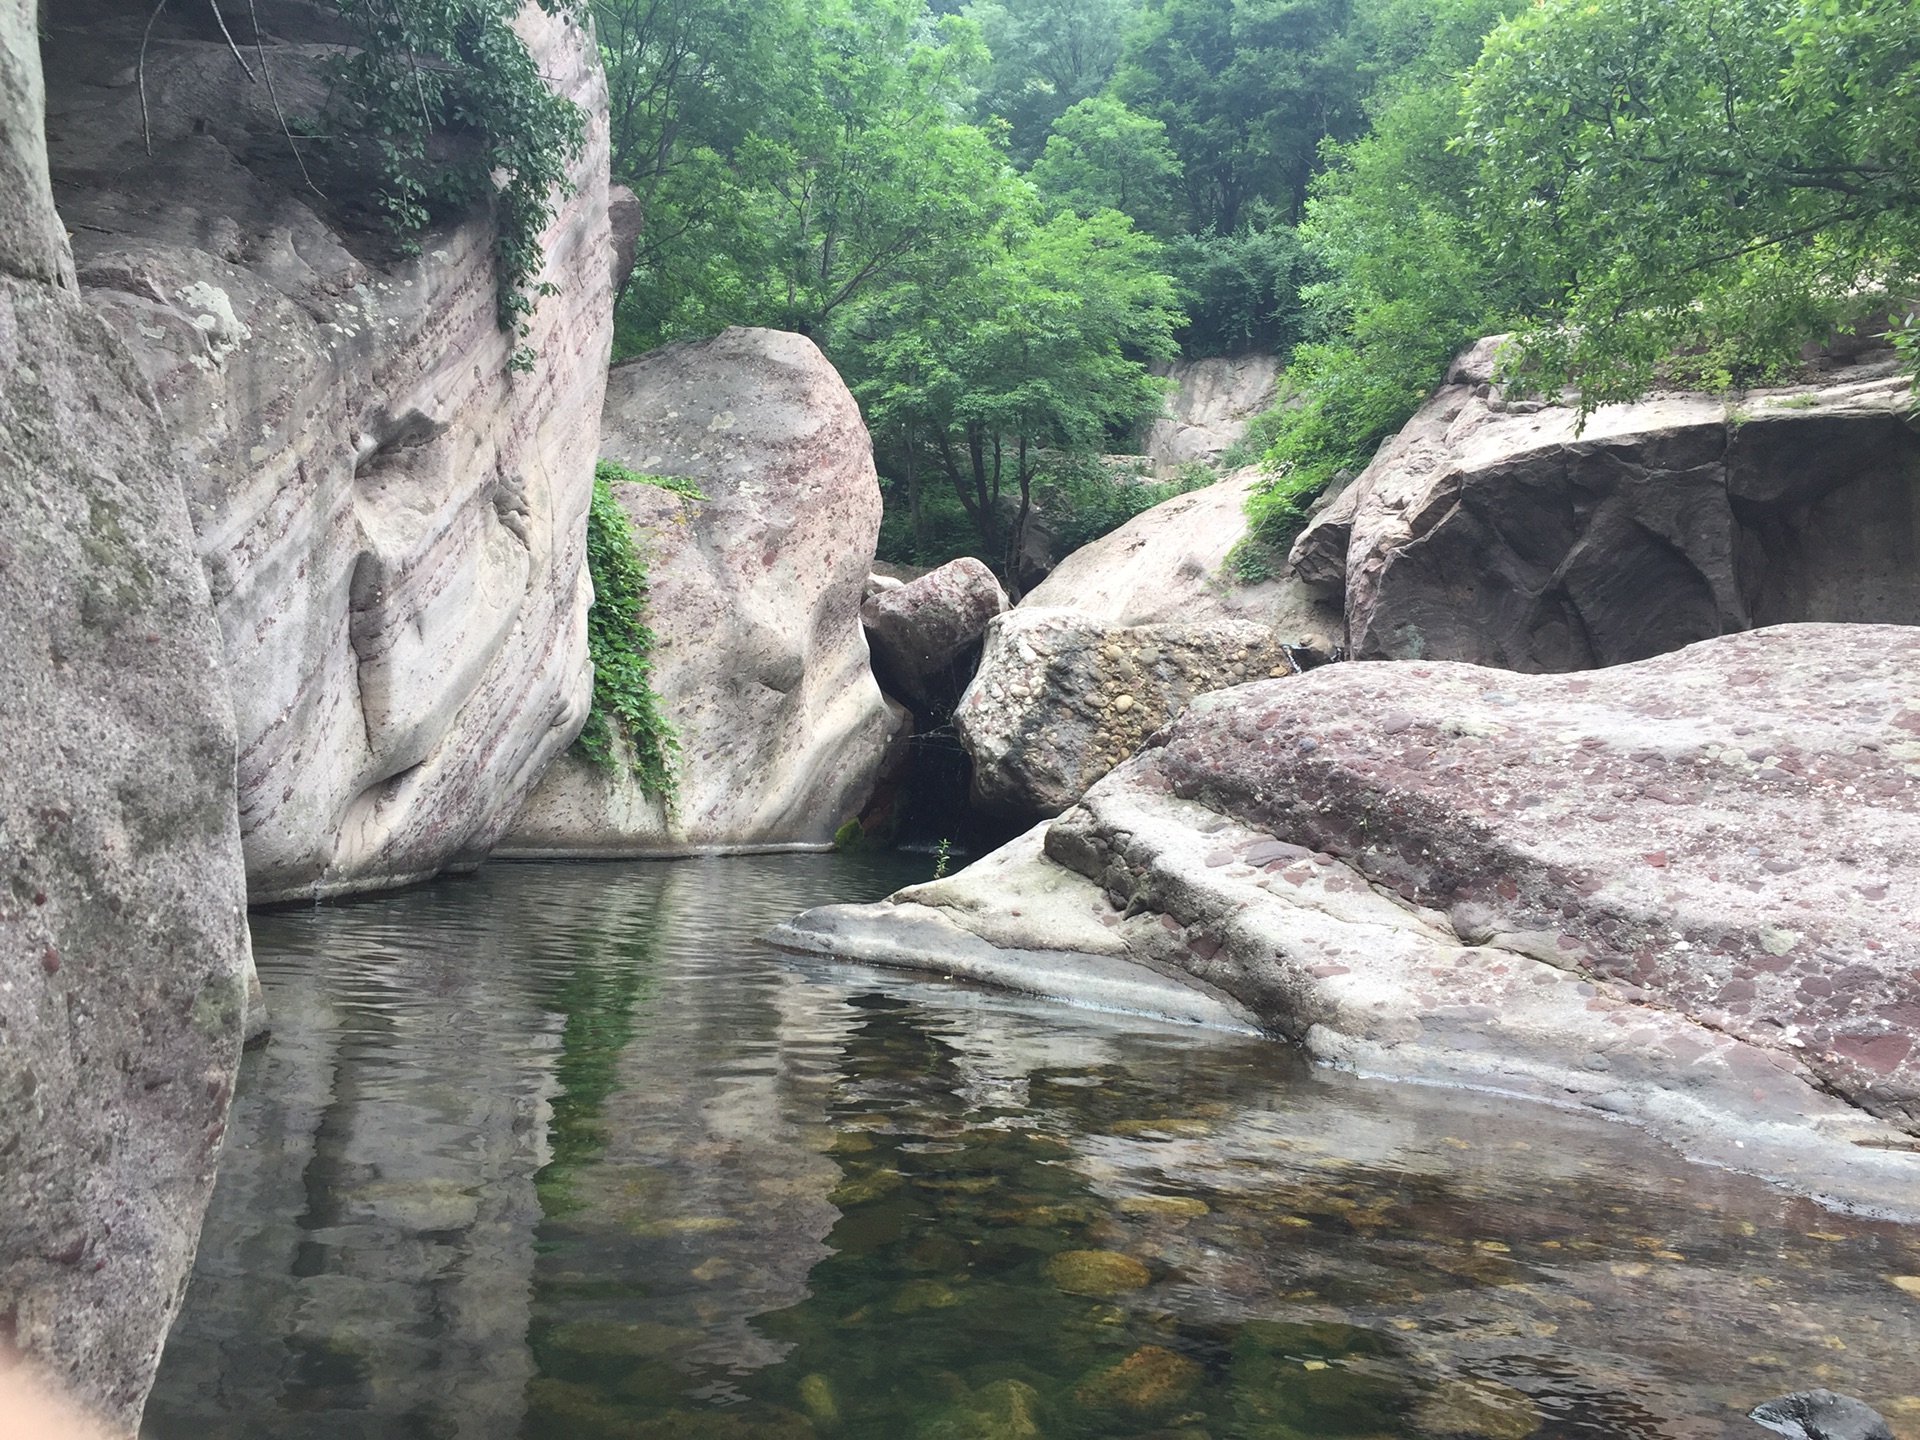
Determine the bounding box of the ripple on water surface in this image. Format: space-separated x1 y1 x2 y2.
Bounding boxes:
143 854 1920 1440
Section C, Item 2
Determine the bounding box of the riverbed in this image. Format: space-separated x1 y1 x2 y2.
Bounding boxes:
142 855 1920 1440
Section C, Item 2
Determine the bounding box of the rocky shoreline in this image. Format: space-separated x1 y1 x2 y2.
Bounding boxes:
774 623 1920 1219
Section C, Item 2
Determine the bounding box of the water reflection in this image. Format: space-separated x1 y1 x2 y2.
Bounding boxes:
144 856 1920 1440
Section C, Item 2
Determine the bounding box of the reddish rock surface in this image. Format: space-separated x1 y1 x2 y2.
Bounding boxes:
1131 623 1920 1131
775 624 1920 1213
861 556 1008 712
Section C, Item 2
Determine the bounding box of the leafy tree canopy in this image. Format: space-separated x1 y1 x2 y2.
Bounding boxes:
1464 0 1920 408
1112 0 1370 231
1029 96 1182 234
963 0 1137 161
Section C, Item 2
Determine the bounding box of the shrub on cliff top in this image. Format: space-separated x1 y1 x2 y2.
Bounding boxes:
326 0 588 369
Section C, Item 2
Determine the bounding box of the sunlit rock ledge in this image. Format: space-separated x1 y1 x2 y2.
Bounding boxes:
772 623 1920 1219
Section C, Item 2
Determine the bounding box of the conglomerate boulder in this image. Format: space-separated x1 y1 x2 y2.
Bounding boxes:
43 0 613 901
954 607 1298 818
1293 338 1920 670
776 625 1920 1216
1 3 250 1429
500 328 896 856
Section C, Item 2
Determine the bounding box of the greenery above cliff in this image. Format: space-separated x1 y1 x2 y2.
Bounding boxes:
575 0 1914 571
327 0 588 369
1241 0 1919 551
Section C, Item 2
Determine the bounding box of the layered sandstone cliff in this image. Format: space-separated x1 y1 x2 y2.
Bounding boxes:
44 0 613 900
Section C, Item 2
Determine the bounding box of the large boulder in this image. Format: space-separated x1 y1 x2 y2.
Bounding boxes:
861 556 1009 713
1022 467 1339 645
1 4 250 1430
1144 354 1279 473
43 1 612 901
499 328 896 856
953 607 1297 818
1293 340 1920 669
775 625 1920 1218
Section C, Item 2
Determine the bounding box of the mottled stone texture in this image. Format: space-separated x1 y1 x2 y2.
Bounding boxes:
1137 623 1920 1128
777 626 1920 1216
862 556 1008 712
0 6 249 1429
500 328 895 856
1294 340 1920 670
1144 354 1278 474
955 608 1298 818
43 0 612 900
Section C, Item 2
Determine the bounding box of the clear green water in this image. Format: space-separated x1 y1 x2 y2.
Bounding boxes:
143 855 1920 1440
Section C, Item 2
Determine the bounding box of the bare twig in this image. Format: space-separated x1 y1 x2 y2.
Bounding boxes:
138 0 168 155
243 0 322 195
204 0 258 83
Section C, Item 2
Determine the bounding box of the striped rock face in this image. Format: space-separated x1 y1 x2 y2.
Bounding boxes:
44 3 614 901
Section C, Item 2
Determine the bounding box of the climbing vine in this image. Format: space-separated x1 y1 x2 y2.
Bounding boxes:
575 460 697 797
325 0 588 369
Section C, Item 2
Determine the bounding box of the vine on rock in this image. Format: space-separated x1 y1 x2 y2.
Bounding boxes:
575 460 695 799
326 0 588 369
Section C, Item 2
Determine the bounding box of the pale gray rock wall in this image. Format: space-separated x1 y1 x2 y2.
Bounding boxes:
42 1 612 901
774 624 1920 1219
1144 354 1278 473
1021 467 1338 644
1292 342 1920 669
0 3 249 1429
500 328 895 856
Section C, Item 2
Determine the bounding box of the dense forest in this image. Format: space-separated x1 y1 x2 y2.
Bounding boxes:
343 0 1918 585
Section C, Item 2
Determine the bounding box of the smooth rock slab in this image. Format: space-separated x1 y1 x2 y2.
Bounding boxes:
1021 468 1339 645
776 624 1920 1218
500 328 894 856
953 607 1297 818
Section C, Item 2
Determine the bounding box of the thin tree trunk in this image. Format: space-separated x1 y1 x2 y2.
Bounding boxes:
905 426 924 554
1005 436 1033 602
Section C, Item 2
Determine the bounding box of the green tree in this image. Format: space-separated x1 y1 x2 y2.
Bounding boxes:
1234 0 1527 547
1162 212 1306 354
1463 0 1920 409
1029 96 1182 233
1113 0 1369 231
592 0 796 315
964 0 1140 162
613 0 1015 350
845 204 1183 589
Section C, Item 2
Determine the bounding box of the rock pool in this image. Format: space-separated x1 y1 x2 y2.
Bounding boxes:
143 856 1920 1440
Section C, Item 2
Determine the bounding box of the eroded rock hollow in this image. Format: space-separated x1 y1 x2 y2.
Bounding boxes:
1296 340 1920 670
